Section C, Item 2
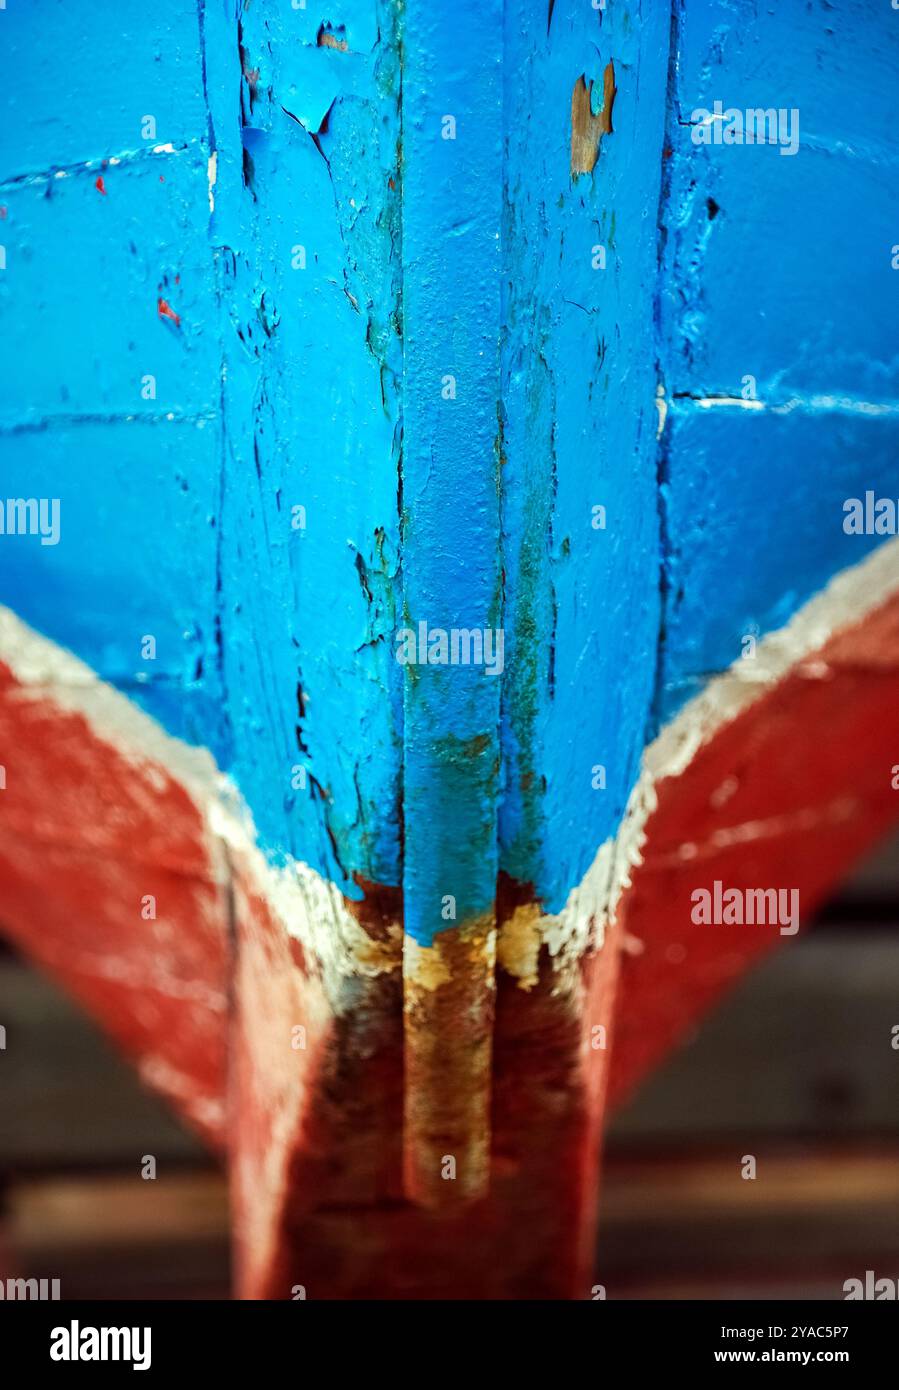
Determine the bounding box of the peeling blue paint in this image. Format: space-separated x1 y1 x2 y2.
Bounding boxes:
401 0 504 941
654 0 899 722
498 0 668 914
0 0 404 898
1 1 896 939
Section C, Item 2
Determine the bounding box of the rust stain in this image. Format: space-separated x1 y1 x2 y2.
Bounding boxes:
570 62 617 176
346 874 404 945
403 918 496 1210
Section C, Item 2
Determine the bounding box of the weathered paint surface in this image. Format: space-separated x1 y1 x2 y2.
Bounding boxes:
612 583 899 1108
400 0 503 940
399 0 504 1206
2 0 899 1298
0 633 229 1145
498 1 668 915
2 0 897 935
3 552 898 1296
0 0 404 902
204 0 404 892
654 0 899 720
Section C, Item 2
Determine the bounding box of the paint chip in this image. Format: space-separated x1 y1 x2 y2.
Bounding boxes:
157 297 181 327
655 383 667 438
317 24 348 52
570 62 616 176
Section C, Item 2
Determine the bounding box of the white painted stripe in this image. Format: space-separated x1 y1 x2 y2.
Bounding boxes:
0 608 401 1008
1 533 898 996
676 393 899 417
498 533 899 987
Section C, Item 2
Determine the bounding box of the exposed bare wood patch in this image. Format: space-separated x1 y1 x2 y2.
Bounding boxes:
570 62 617 176
317 24 349 52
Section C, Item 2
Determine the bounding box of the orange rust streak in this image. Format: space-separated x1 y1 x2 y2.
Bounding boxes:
402 922 496 1210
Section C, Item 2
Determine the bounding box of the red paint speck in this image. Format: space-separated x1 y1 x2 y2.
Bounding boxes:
157 297 181 327
95 176 107 195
